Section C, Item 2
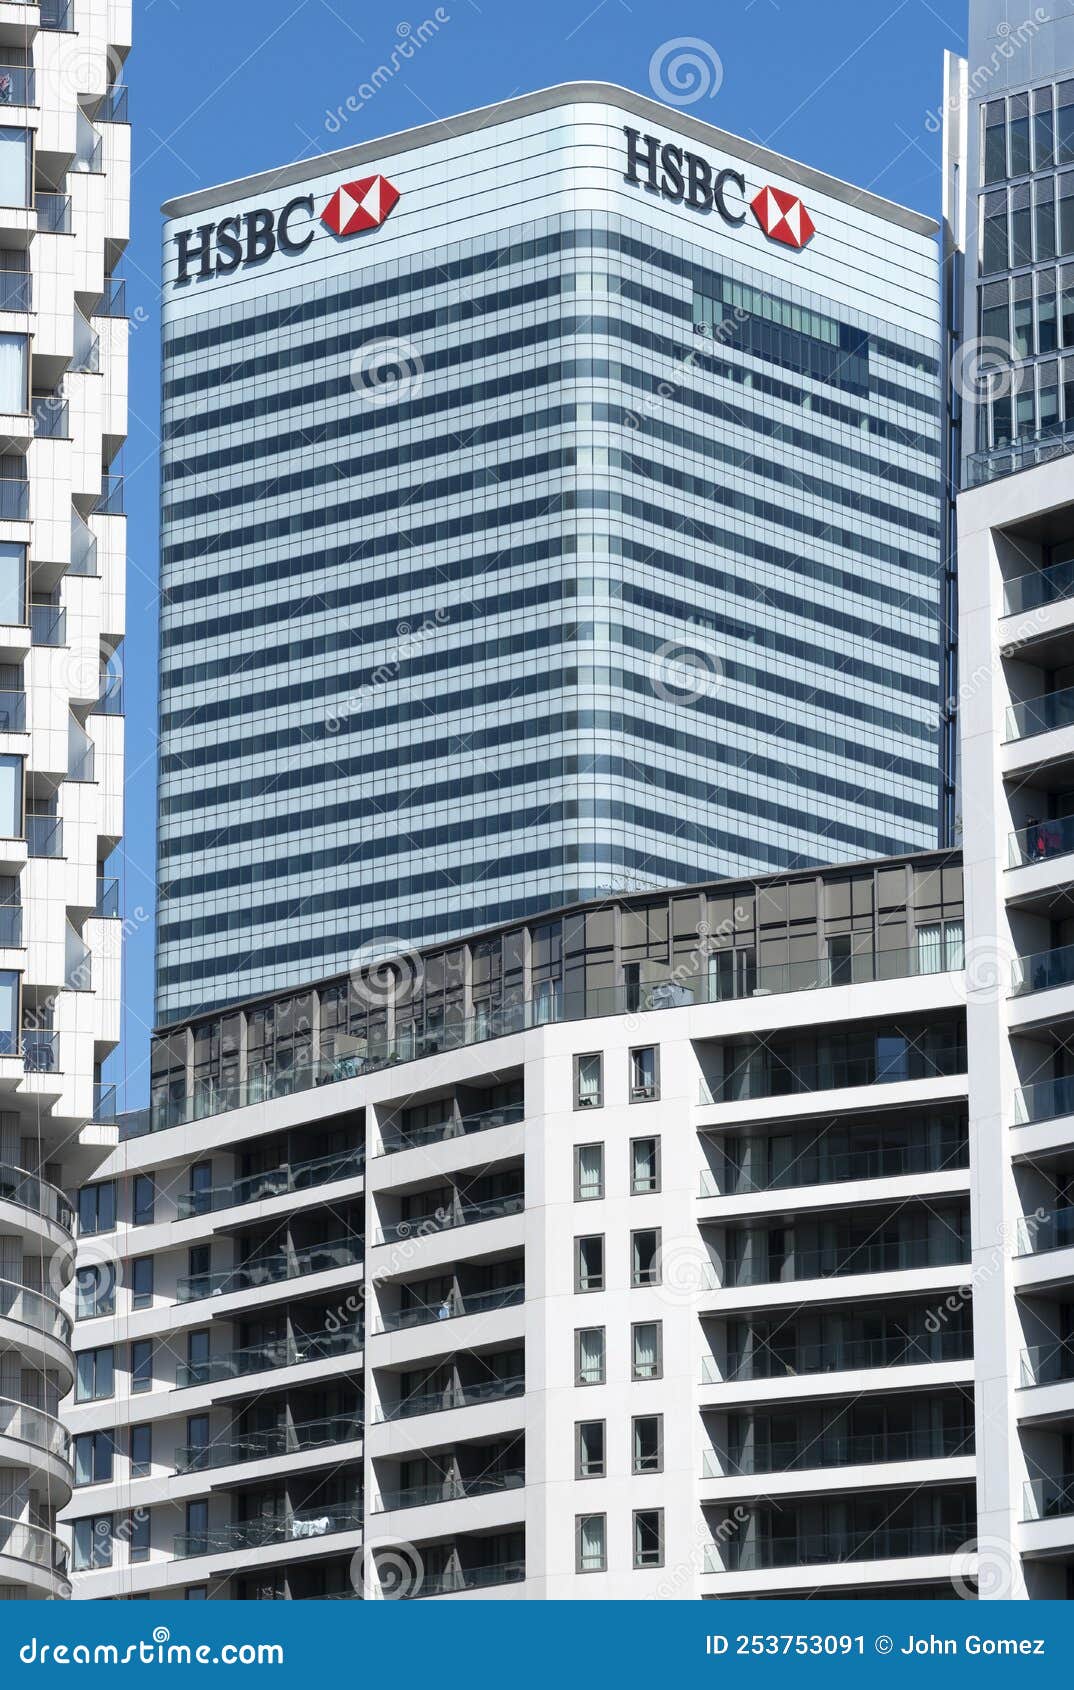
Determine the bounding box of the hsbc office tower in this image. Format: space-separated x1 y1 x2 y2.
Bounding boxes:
155 82 945 1026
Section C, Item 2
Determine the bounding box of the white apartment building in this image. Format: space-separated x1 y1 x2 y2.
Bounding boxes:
0 0 129 1598
62 853 979 1600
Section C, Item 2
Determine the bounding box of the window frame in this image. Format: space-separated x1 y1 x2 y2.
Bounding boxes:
575 1511 607 1574
574 1051 603 1110
630 1227 662 1288
132 1173 155 1227
575 1325 606 1386
629 1045 660 1102
129 1423 152 1478
73 1429 114 1487
633 1507 665 1570
631 1319 663 1381
630 1136 661 1195
575 1418 606 1479
574 1141 604 1202
632 1414 664 1475
575 1232 605 1293
130 1338 153 1394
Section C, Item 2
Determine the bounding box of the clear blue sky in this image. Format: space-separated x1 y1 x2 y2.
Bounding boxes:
115 0 968 1106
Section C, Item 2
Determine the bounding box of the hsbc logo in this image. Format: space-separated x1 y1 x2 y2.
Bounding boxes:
623 127 814 250
173 174 401 285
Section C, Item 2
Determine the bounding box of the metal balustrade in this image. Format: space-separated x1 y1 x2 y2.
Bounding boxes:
176 1234 363 1303
374 1374 525 1423
379 1283 524 1333
174 1413 361 1474
176 1144 363 1218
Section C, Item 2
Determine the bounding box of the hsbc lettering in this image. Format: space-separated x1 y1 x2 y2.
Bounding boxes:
623 127 746 224
174 195 316 284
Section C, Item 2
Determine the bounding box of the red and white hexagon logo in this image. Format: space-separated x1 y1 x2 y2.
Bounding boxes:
750 185 815 250
321 175 400 237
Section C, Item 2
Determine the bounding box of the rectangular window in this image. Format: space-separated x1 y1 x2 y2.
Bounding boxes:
75 1347 113 1402
576 1513 606 1573
188 1161 212 1215
1059 79 1074 165
129 1423 152 1478
631 1228 661 1287
1060 173 1074 256
75 1262 114 1320
130 1256 153 1310
1035 85 1056 170
0 130 30 209
982 189 1009 275
575 1326 605 1385
1036 178 1057 262
574 1052 603 1109
574 1143 604 1201
631 1137 660 1194
130 1339 152 1394
72 1515 112 1571
1039 273 1059 353
576 1419 606 1479
983 98 1007 183
78 1181 116 1236
0 762 20 854
629 1046 659 1101
632 1415 663 1474
633 1508 664 1569
0 333 27 413
1009 92 1031 177
129 1509 150 1564
185 1499 208 1558
632 1321 662 1380
132 1174 155 1226
1010 182 1032 266
73 1430 114 1487
0 542 25 627
575 1234 604 1293
979 279 1009 347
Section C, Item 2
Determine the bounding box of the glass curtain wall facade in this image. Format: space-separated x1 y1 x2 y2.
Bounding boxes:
157 85 944 1024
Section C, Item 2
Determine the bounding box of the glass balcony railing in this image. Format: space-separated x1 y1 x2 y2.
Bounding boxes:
32 396 67 438
1016 1206 1074 1256
379 1283 524 1335
709 1522 971 1573
0 273 30 312
706 1325 973 1385
375 1466 525 1513
381 1102 523 1154
0 1396 68 1461
174 1413 362 1475
969 428 1074 487
723 1235 967 1289
0 905 21 946
1012 942 1074 997
176 1233 363 1303
716 1044 967 1106
414 1560 525 1597
92 1083 116 1123
29 606 65 647
40 0 74 30
22 1030 59 1074
0 1275 69 1343
700 1139 968 1198
26 817 61 858
89 672 123 715
1007 687 1074 741
92 475 124 517
94 878 119 919
0 1162 72 1230
98 84 128 123
176 1144 364 1219
0 690 26 732
35 193 71 234
174 1501 363 1560
374 1374 525 1424
174 1325 362 1389
704 1427 974 1478
0 1516 68 1578
131 939 963 1138
1021 1343 1074 1388
1006 556 1074 614
93 278 126 317
377 1193 523 1246
0 67 35 105
0 481 29 520
1024 1474 1074 1521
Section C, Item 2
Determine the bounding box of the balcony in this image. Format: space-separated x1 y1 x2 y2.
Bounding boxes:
91 475 124 518
414 1560 524 1597
176 1143 364 1219
175 1325 362 1389
174 1501 363 1560
0 65 34 104
26 817 61 858
1007 687 1074 742
1006 557 1074 616
0 1276 69 1344
93 1083 116 1123
375 1373 524 1424
98 85 128 123
708 1522 971 1573
1017 1206 1074 1256
0 690 25 732
722 1235 967 1290
95 878 119 919
35 194 70 235
1024 1475 1074 1521
379 1283 524 1334
381 1103 523 1155
93 278 126 318
29 606 64 647
701 1137 968 1198
1021 1343 1074 1387
1013 942 1074 997
89 673 123 716
0 1161 72 1229
32 396 67 439
175 1233 363 1303
377 1193 523 1245
713 1043 967 1107
705 1426 974 1478
174 1412 361 1475
376 1466 525 1513
709 1326 973 1384
969 427 1074 487
0 1396 68 1461
0 481 28 521
39 0 73 28
0 273 30 313
0 904 21 946
0 1517 68 1579
23 1030 59 1074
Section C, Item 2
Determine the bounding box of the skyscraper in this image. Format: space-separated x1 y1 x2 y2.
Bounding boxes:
156 82 946 1026
0 0 129 1597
